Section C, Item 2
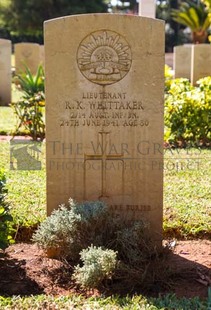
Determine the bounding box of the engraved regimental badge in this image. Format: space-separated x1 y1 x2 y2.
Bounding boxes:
77 30 132 85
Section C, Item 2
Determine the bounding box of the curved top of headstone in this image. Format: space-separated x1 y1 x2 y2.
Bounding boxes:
44 13 164 24
44 14 164 87
0 38 11 46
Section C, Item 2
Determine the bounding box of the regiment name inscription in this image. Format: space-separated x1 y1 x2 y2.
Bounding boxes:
60 92 148 127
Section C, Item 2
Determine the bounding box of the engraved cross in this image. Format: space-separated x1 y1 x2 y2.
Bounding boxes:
84 129 124 199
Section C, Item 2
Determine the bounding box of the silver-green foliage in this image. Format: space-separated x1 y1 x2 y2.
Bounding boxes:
33 199 158 290
114 221 150 265
32 199 113 260
32 200 80 251
72 245 117 289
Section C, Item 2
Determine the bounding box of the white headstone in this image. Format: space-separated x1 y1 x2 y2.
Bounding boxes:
191 44 211 85
139 0 156 18
40 45 45 67
15 43 42 75
0 39 11 106
45 14 165 247
173 45 192 79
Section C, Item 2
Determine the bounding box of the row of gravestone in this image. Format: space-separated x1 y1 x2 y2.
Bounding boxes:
2 41 211 105
174 44 211 85
0 39 44 105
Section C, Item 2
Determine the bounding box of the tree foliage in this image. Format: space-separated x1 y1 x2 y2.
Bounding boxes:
171 0 210 31
111 0 138 13
0 0 108 36
171 0 210 43
201 0 211 8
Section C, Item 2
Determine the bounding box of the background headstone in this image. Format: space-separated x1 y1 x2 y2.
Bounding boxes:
15 43 42 75
0 39 11 106
40 45 45 67
191 44 211 85
139 0 156 18
173 45 192 79
45 14 165 246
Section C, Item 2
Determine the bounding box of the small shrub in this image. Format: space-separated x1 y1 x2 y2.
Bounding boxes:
32 199 114 261
33 198 168 291
165 77 211 145
112 221 151 265
72 245 117 289
165 64 173 91
15 65 44 97
32 200 81 259
11 65 45 141
0 169 14 250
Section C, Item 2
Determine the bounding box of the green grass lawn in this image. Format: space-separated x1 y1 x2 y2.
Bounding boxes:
0 141 46 227
0 106 211 309
0 106 17 134
0 138 210 239
0 87 24 135
164 148 211 238
0 294 208 310
0 105 211 237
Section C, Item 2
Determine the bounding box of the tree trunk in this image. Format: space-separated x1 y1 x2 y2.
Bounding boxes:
192 31 208 44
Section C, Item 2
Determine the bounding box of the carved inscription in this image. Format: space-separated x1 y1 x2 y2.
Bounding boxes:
60 92 149 127
110 205 151 212
84 129 125 200
22 49 32 58
77 30 132 85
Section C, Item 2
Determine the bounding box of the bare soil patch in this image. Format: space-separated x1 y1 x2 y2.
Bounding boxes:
0 240 210 299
